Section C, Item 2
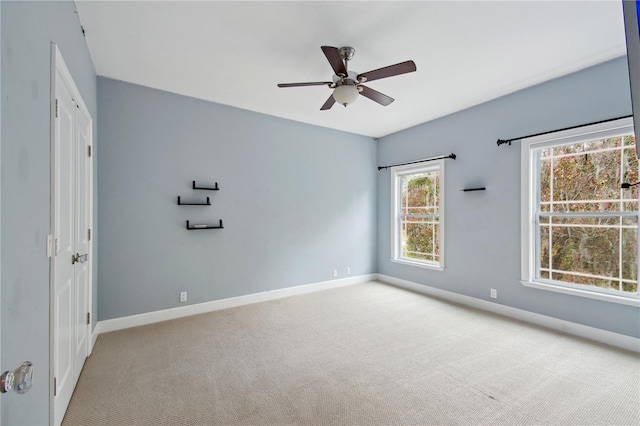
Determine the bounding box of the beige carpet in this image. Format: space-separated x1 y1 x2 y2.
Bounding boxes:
63 282 640 425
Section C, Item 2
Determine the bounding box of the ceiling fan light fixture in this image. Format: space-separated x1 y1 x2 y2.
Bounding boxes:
333 84 359 107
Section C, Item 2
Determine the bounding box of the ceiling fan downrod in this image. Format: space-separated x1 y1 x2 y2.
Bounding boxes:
339 46 356 74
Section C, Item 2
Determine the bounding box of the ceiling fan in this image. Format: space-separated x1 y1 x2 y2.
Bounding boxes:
277 46 417 110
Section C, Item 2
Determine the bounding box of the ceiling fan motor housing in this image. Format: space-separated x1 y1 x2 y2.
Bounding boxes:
332 70 360 85
339 46 356 62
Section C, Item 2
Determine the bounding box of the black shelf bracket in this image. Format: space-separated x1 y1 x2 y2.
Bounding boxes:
192 181 219 191
460 187 486 192
177 196 211 206
186 220 223 230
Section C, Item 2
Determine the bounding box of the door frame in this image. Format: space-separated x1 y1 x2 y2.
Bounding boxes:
0 3 3 419
49 43 94 426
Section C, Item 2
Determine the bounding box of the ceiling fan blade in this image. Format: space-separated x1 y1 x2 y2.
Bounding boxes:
277 82 332 88
359 85 394 106
321 46 347 76
357 60 416 83
320 94 336 110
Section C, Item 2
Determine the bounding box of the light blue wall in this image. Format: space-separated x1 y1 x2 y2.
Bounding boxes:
377 57 639 338
97 77 377 320
1 2 96 424
0 3 636 424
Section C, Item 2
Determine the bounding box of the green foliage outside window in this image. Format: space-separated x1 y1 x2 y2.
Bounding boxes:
537 135 638 293
400 171 440 263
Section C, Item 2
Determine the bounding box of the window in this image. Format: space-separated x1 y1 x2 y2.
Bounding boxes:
391 161 444 270
521 117 639 306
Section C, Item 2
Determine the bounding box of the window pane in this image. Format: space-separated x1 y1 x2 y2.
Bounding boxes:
433 223 440 257
540 158 551 203
552 150 621 203
623 147 639 203
540 148 552 159
550 225 620 280
552 272 619 291
551 201 622 213
553 137 622 156
402 218 438 261
550 216 622 226
539 225 550 269
401 172 438 215
622 226 638 283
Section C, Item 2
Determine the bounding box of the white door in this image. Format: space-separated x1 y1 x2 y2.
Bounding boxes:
0 1 2 421
52 46 92 426
0 3 3 418
53 70 76 425
73 107 91 385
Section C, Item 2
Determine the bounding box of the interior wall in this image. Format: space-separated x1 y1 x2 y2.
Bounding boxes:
377 57 639 339
0 2 96 424
97 77 377 321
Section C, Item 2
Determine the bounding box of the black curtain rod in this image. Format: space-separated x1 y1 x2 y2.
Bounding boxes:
377 153 456 170
496 115 633 146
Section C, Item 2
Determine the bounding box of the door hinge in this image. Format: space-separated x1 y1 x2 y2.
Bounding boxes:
47 234 54 258
55 238 59 255
55 99 59 118
53 377 57 396
88 145 92 157
88 228 91 241
87 312 91 325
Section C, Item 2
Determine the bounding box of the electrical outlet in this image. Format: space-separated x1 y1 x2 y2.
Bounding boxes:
333 269 338 277
180 291 187 302
490 288 497 299
346 266 351 275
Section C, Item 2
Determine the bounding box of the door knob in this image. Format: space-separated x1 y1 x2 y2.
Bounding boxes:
72 253 89 264
0 361 34 394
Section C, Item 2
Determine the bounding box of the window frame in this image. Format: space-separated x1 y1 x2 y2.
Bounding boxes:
390 160 445 271
520 117 639 307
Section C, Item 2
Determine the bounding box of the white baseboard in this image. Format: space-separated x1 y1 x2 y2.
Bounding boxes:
376 274 640 353
96 274 376 335
92 273 639 353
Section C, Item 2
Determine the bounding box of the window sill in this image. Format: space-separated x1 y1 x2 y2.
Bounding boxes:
520 280 640 307
391 258 444 271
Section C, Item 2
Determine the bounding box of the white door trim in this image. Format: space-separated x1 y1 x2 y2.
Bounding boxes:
49 43 93 426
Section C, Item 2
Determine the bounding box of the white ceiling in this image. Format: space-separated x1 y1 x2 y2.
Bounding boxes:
75 1 627 138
